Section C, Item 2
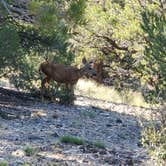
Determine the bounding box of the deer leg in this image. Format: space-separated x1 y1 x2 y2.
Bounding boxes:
65 84 75 104
65 84 69 91
70 84 74 96
41 77 51 101
70 84 75 105
65 84 74 95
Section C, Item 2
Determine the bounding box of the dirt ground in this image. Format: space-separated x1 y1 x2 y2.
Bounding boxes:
0 87 155 166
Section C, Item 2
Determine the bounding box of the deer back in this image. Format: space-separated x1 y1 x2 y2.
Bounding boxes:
39 61 81 84
39 58 97 84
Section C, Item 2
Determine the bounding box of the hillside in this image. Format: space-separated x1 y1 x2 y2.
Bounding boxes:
0 87 154 166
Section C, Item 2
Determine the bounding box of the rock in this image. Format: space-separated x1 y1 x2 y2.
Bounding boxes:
11 149 25 157
126 157 134 165
93 153 99 158
106 124 112 127
99 149 107 155
56 124 63 128
108 149 117 155
28 134 43 140
52 113 59 119
137 141 143 147
82 159 89 163
116 118 123 123
104 156 119 165
51 132 59 137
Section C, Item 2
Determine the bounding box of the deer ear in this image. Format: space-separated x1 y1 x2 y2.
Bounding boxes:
82 57 87 64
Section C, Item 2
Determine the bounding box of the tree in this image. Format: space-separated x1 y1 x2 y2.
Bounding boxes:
0 0 87 104
141 4 166 102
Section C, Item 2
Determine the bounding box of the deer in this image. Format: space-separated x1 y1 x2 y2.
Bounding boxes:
39 57 97 101
87 59 110 84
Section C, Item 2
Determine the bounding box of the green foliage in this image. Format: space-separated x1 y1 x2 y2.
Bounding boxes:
60 135 84 145
22 164 30 166
60 135 106 149
0 0 166 105
141 104 166 164
9 53 41 91
71 0 143 91
112 0 126 9
142 123 166 163
0 162 8 166
68 0 87 25
24 146 36 156
0 23 21 71
141 9 166 102
91 141 105 149
58 89 75 105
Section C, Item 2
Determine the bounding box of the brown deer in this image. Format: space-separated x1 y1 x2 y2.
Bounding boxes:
89 59 110 84
39 57 97 100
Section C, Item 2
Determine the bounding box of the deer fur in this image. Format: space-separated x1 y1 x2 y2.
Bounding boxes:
39 58 96 100
86 59 110 84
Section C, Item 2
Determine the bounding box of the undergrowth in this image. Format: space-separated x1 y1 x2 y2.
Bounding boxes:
59 135 105 149
141 104 166 165
60 135 84 145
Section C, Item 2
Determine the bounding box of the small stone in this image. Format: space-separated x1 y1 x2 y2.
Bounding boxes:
126 158 133 165
52 113 58 119
106 124 112 127
56 124 63 128
83 159 89 163
28 134 43 140
116 118 122 123
12 149 25 157
104 156 119 165
122 124 127 127
108 149 116 154
137 141 143 147
93 153 99 158
90 148 99 153
51 132 59 137
99 150 107 155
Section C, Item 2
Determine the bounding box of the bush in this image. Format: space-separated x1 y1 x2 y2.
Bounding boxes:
0 162 8 166
24 146 37 156
141 104 166 164
91 141 106 149
60 135 84 145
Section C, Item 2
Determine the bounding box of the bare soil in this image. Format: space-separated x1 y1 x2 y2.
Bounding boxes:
0 87 154 166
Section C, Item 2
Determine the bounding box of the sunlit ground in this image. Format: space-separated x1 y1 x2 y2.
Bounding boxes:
0 78 150 108
75 79 150 108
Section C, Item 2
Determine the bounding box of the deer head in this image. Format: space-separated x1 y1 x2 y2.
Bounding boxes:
79 57 97 78
84 59 110 84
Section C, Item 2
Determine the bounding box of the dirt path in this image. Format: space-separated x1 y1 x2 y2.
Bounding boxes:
0 88 153 166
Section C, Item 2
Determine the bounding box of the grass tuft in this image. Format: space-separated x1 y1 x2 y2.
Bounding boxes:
60 135 84 145
0 162 8 166
92 141 106 149
24 146 36 156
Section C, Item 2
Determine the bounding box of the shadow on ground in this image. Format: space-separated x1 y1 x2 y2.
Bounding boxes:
0 87 150 165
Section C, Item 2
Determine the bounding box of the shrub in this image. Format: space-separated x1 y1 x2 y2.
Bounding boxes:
92 141 106 149
141 104 166 164
24 146 36 156
60 135 84 145
0 162 8 166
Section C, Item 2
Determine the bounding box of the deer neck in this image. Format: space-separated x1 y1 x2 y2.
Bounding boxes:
79 66 87 77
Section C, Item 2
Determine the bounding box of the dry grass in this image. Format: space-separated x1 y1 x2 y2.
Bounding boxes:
0 77 150 107
76 79 150 108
